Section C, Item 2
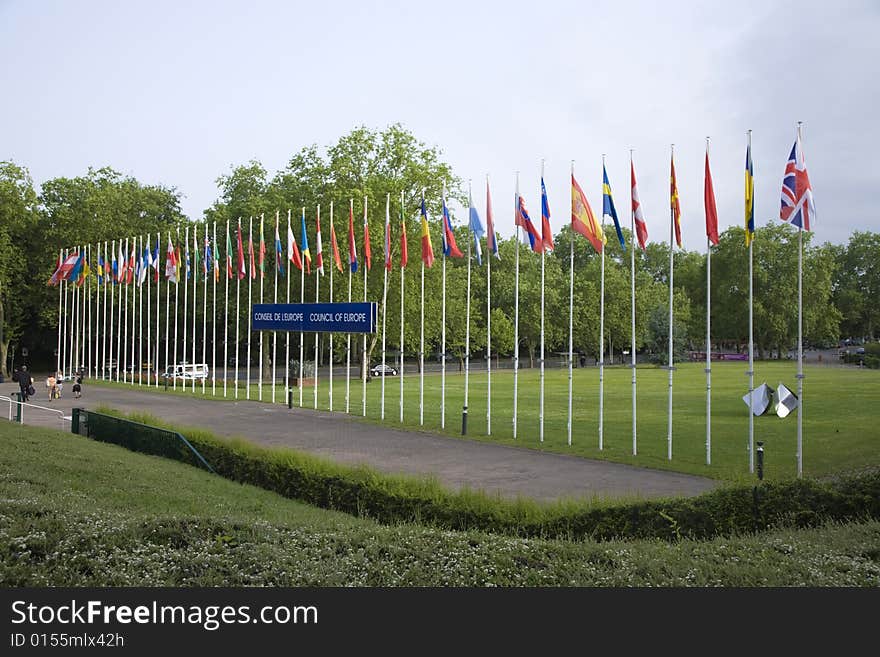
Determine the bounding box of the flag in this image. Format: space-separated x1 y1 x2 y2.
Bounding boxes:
117 243 125 283
185 239 191 281
274 216 285 277
52 252 79 285
226 224 234 279
127 246 136 284
301 210 312 275
96 253 105 285
48 252 63 286
247 223 255 280
330 209 343 273
420 196 434 268
468 188 485 266
399 199 408 268
175 245 181 282
204 235 213 278
287 218 302 272
76 254 90 287
259 218 266 279
165 235 178 283
315 209 325 275
603 166 626 250
515 195 542 253
441 192 463 258
152 242 160 282
704 149 720 246
236 222 246 280
571 174 605 254
69 251 84 284
384 199 392 272
213 234 220 282
138 244 149 285
348 202 358 274
540 178 555 252
363 200 372 271
780 137 815 231
745 143 755 246
631 161 649 250
670 154 682 248
486 181 499 259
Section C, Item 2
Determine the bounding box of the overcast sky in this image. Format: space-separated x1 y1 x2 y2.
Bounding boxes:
2 0 878 249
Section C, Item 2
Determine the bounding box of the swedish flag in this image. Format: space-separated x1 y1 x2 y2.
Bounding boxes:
603 165 626 250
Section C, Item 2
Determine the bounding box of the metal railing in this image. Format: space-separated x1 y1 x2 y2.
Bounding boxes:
0 394 71 429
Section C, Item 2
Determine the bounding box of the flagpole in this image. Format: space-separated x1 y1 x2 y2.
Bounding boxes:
273 211 279 404
223 220 230 398
668 145 675 461
314 204 321 411
630 151 638 456
130 238 137 385
285 210 291 407
513 172 520 440
123 238 130 384
103 243 109 380
463 181 472 435
234 219 241 399
164 235 170 388
182 228 189 390
92 244 98 379
399 191 405 423
63 253 69 377
191 228 198 393
55 249 62 377
60 251 67 378
796 122 805 478
747 130 755 473
246 217 254 400
419 189 425 426
362 195 368 418
146 236 152 384
139 236 144 385
381 194 389 420
346 199 353 415
486 175 492 437
299 206 305 408
329 202 334 412
568 162 575 446
117 241 124 383
202 223 209 395
154 232 160 387
599 156 606 450
441 185 447 430
211 223 217 395
259 213 264 401
705 137 713 466
539 161 546 444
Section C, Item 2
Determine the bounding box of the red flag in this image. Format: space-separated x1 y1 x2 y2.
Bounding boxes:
330 212 343 273
236 222 246 280
670 154 682 248
631 161 649 250
363 198 372 271
704 150 719 246
248 223 256 280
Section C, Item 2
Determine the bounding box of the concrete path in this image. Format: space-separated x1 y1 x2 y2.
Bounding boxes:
6 382 718 502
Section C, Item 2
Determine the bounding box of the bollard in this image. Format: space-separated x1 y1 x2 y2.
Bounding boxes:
288 386 293 409
13 392 22 423
461 406 468 435
756 441 764 481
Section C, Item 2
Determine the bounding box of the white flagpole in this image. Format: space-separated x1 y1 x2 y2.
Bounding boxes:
668 146 675 461
130 238 137 385
464 181 472 434
706 137 713 466
92 244 98 379
314 205 321 411
346 199 353 415
192 227 198 393
234 219 241 399
145 236 151 384
796 122 805 478
164 234 171 387
486 176 493 437
202 223 208 395
568 162 575 446
362 196 368 418
273 211 279 404
299 207 305 408
630 151 638 456
61 250 67 379
173 231 180 389
103 242 109 380
285 210 291 406
211 224 216 395
138 236 144 385
259 214 264 401
155 232 160 387
223 221 229 397
399 191 405 423
441 185 446 430
513 173 521 440
182 227 189 390
246 217 253 400
123 238 130 384
539 162 546 444
55 249 63 377
419 189 425 427
329 202 335 412
381 194 389 420
747 131 755 473
116 244 123 383
599 157 606 450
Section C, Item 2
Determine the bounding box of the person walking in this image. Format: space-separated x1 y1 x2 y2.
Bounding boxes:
72 375 83 399
18 366 34 402
46 374 58 401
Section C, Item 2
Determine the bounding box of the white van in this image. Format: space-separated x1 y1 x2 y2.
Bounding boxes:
162 363 209 380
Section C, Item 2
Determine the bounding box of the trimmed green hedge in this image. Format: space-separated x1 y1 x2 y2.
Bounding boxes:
84 407 880 542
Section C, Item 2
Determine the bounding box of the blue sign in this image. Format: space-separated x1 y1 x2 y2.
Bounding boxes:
252 303 377 334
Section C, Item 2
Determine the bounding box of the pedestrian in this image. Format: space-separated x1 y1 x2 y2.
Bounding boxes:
18 365 34 402
46 374 58 401
72 375 82 399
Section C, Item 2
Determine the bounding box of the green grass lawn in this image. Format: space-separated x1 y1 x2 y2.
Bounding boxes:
2 420 878 586
91 362 880 482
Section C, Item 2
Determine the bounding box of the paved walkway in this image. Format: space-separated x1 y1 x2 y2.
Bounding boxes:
5 381 718 502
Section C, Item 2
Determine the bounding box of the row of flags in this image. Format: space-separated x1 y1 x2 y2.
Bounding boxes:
49 135 814 287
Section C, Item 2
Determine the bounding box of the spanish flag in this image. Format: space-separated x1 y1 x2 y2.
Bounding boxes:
571 174 605 254
420 195 434 268
670 153 682 248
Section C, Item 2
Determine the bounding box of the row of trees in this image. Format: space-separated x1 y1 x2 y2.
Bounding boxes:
1 125 878 378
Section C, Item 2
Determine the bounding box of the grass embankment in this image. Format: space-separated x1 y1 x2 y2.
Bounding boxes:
90 362 880 480
1 421 878 586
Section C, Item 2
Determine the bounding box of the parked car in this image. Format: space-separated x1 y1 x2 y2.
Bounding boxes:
162 363 209 380
369 364 399 377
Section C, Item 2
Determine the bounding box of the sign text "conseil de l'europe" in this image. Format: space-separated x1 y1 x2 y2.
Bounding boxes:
251 303 377 334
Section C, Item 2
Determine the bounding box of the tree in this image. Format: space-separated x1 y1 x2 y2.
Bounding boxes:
832 232 880 340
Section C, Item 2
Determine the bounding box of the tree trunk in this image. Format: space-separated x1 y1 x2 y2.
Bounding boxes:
527 342 535 369
0 339 8 380
262 338 271 381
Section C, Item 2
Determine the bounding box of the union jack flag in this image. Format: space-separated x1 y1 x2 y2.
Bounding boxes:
780 137 815 231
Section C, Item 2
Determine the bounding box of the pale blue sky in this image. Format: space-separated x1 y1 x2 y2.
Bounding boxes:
2 0 878 249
